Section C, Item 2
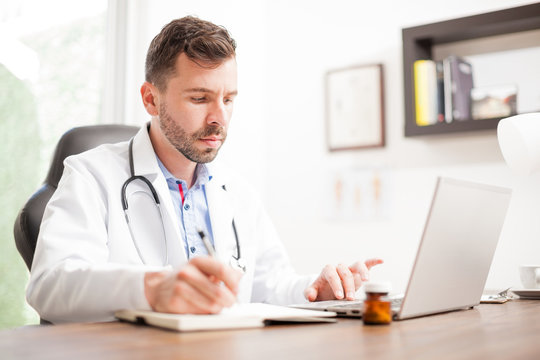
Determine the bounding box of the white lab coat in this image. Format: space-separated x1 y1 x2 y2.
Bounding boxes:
27 125 313 323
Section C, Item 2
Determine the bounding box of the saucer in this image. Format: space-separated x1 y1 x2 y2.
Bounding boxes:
511 289 540 299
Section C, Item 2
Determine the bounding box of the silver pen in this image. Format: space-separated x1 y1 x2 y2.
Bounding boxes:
197 229 216 257
198 229 240 305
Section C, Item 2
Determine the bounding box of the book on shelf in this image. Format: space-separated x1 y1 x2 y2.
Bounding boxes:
443 55 474 122
413 59 438 126
115 302 337 332
435 61 445 123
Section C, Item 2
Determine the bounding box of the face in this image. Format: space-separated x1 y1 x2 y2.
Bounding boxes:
154 53 238 163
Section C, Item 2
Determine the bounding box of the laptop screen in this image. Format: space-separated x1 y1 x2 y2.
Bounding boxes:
398 177 512 319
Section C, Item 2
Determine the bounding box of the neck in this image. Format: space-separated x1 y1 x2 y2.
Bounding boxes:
149 120 198 188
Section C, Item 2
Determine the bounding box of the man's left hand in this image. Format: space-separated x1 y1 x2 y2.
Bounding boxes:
304 258 384 301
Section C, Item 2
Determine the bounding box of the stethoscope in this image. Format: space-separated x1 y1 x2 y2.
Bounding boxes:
121 138 245 272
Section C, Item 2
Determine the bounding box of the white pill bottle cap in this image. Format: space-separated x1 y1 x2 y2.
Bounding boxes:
364 281 392 294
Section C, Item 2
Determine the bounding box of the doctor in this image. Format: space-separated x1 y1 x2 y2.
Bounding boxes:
27 16 382 323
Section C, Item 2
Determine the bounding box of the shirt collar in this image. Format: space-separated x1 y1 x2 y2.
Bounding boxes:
156 156 213 188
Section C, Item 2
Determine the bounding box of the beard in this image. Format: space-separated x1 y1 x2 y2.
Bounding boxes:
158 103 227 164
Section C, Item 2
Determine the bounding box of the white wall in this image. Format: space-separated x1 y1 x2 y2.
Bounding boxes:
261 0 540 293
129 0 540 294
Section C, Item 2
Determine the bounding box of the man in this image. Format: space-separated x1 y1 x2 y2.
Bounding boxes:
27 16 382 323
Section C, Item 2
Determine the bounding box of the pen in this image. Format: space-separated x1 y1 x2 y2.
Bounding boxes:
198 229 216 257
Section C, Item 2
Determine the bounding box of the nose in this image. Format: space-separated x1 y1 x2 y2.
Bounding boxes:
207 100 229 128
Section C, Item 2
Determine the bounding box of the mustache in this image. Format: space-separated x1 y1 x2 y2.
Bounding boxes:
195 125 226 138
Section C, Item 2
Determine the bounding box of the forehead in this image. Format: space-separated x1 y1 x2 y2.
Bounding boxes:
165 53 237 91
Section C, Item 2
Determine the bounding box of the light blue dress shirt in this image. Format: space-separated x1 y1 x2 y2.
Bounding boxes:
156 157 214 258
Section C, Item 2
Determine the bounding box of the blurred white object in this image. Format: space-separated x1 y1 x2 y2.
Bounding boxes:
497 113 540 176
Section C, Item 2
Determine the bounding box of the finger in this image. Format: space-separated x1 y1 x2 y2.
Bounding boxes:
150 272 223 314
336 264 356 300
349 258 384 273
304 285 318 302
365 258 384 270
349 261 369 281
176 264 236 307
322 265 345 300
349 258 384 280
170 280 224 314
352 273 363 289
348 262 370 290
190 256 242 293
357 262 370 285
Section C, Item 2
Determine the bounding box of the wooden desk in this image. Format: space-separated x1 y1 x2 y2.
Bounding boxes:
2 300 539 359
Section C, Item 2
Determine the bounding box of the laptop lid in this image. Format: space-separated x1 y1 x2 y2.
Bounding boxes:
396 177 511 320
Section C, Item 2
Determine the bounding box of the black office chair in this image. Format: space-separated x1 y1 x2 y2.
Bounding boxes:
13 124 139 271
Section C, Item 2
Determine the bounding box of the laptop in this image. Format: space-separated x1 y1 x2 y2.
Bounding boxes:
294 177 512 320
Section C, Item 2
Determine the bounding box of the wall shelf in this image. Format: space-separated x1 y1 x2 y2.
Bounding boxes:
402 3 540 137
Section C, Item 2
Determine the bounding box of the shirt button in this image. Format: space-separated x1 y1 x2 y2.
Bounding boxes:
190 246 196 253
184 203 190 210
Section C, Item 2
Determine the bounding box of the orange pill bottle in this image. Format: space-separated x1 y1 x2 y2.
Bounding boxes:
362 282 392 325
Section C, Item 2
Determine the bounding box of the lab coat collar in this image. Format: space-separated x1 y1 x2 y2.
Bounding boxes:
131 124 160 178
130 124 187 264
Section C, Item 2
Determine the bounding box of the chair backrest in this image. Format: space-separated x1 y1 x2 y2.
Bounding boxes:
13 124 139 270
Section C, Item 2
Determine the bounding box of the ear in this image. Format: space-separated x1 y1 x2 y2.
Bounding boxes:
140 81 160 116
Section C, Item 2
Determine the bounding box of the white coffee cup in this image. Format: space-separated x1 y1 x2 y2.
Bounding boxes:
519 265 540 289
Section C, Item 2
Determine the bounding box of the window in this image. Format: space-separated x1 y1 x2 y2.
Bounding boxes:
0 0 108 327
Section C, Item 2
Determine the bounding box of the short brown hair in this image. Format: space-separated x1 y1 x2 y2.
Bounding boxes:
145 16 236 90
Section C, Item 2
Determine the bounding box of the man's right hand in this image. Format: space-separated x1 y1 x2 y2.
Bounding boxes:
144 256 242 314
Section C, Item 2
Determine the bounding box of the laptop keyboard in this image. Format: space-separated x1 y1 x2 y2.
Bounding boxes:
331 297 403 310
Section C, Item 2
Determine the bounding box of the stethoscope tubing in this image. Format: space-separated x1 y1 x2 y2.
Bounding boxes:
121 138 243 271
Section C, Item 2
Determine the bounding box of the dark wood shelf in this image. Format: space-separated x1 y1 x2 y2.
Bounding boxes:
402 3 540 137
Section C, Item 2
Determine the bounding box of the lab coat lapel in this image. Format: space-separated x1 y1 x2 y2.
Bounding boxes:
130 126 188 265
206 177 235 264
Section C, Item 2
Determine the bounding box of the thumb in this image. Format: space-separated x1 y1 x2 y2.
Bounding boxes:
304 285 319 302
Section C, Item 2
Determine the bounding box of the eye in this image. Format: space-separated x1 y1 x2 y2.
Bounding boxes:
224 97 234 104
191 97 207 103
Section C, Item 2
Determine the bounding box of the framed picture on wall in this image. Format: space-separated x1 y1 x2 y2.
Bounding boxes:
325 63 385 151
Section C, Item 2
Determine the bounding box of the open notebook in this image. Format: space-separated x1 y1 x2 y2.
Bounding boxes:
115 303 336 332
